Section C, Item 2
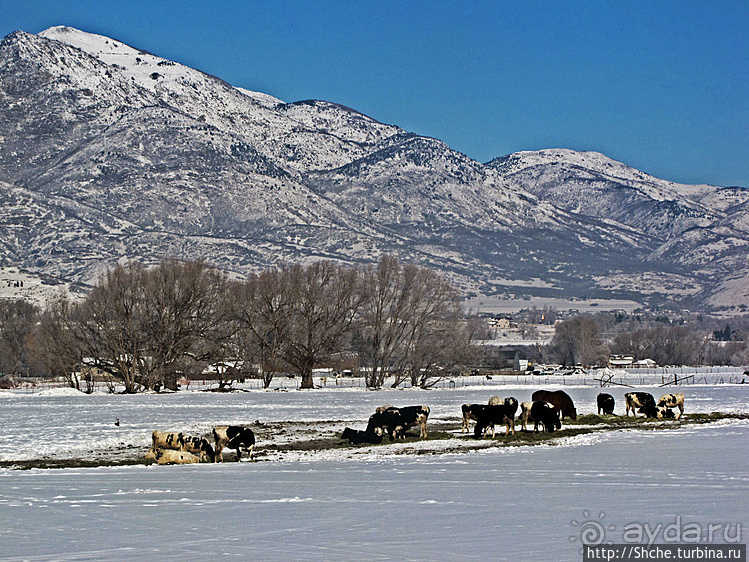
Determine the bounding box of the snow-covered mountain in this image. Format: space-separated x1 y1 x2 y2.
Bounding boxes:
1 26 747 311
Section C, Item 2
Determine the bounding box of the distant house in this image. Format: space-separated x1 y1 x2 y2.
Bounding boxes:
493 317 512 330
513 352 529 372
609 355 634 368
632 358 657 368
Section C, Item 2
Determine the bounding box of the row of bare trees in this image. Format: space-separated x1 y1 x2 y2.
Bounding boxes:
544 313 746 368
30 256 471 392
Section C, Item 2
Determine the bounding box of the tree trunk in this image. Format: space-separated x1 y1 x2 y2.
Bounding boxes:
299 370 314 389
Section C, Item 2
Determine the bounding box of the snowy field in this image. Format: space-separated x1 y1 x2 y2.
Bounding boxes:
1 380 748 560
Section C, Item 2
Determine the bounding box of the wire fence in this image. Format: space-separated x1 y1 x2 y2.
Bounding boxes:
4 366 747 394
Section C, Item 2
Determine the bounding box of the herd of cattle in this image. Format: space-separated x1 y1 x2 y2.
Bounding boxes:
145 425 256 465
145 391 686 464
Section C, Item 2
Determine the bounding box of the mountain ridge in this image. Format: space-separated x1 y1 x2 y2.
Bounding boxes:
1 26 748 312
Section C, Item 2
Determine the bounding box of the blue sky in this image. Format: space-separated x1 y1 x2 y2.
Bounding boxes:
4 1 748 187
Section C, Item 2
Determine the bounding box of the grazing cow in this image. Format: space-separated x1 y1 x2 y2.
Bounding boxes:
520 400 561 432
369 405 430 439
341 427 383 445
624 392 659 418
461 404 488 434
366 409 405 440
464 397 517 434
151 430 215 463
213 426 256 462
530 401 561 433
597 393 615 415
473 402 516 438
657 393 685 419
531 390 577 421
150 448 201 465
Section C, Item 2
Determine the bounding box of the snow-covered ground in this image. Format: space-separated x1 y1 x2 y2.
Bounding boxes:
0 380 747 560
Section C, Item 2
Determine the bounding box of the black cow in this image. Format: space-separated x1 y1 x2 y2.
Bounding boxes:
532 390 577 421
530 401 561 433
213 426 256 462
597 393 615 415
473 401 517 438
624 392 659 418
341 427 383 445
519 401 561 432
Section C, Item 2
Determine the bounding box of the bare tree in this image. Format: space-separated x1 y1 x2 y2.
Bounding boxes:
139 259 229 390
356 257 468 389
0 298 38 376
394 265 465 388
30 295 81 388
548 315 608 367
358 255 418 388
229 268 293 388
73 262 149 393
283 262 362 389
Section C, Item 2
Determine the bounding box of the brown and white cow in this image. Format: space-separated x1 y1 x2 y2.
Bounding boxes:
150 448 201 465
657 393 685 419
213 426 256 462
150 430 215 463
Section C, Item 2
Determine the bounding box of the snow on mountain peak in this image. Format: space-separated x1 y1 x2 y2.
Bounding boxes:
39 25 205 93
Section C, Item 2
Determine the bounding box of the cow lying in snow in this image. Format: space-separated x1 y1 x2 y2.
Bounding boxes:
366 405 430 440
146 448 201 465
597 393 615 415
520 400 561 433
149 430 215 463
532 390 577 421
213 426 256 462
341 427 383 445
657 393 685 419
625 392 660 418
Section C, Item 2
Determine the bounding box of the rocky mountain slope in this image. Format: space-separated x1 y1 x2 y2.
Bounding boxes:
1 26 747 312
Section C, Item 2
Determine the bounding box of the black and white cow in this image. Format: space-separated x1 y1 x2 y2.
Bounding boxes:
657 393 685 419
461 403 487 434
597 393 615 415
624 392 659 418
463 397 517 434
150 430 215 463
213 426 256 462
473 401 517 438
368 405 430 440
519 400 561 433
367 404 429 441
